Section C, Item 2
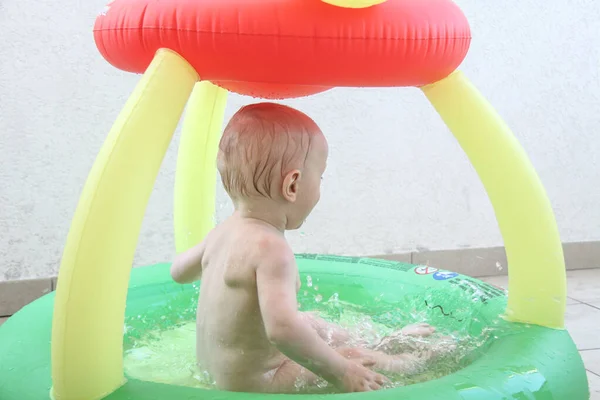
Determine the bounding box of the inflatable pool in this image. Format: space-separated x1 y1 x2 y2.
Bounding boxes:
0 256 587 399
0 0 590 398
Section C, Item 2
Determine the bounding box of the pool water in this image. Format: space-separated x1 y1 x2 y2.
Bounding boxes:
123 279 499 391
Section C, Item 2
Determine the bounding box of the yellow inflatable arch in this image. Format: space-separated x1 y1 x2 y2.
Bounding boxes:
50 49 565 399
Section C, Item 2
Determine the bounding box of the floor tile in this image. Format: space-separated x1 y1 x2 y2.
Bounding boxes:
480 275 508 288
567 269 600 303
480 275 580 305
0 278 52 316
564 241 600 270
566 297 581 306
588 371 600 398
582 350 600 375
565 304 600 350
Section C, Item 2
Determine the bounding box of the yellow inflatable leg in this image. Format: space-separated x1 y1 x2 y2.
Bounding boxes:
51 49 197 400
174 82 228 253
421 71 566 329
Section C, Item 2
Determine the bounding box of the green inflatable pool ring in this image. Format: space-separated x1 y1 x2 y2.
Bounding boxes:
0 256 588 399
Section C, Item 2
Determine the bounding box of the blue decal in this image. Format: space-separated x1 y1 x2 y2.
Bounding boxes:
433 271 458 281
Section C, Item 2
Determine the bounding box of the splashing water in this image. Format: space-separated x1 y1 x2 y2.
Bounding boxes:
306 275 313 287
123 289 500 391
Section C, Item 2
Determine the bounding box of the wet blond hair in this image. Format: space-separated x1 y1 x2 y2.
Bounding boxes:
217 102 322 201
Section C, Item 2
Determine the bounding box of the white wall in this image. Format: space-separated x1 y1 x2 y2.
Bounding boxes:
1 0 599 281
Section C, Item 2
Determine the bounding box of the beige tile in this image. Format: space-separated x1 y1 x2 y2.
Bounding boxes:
565 297 581 306
368 253 411 263
480 275 507 286
564 241 600 270
377 241 600 279
412 247 507 278
480 275 581 305
0 317 8 326
567 269 600 304
588 371 600 398
582 350 600 375
0 278 52 316
565 304 600 350
480 275 507 288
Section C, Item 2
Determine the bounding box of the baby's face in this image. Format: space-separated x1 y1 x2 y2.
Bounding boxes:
287 133 328 229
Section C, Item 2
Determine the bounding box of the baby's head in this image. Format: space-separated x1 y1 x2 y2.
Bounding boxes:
218 102 328 230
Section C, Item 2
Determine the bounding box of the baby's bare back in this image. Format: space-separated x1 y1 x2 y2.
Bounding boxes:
196 218 295 391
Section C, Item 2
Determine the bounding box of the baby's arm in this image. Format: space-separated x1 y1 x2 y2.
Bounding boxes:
170 241 206 284
256 238 382 391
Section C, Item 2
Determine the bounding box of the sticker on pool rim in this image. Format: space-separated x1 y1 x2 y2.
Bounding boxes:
432 271 459 281
414 266 438 275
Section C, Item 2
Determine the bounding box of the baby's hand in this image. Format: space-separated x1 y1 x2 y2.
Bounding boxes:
339 360 388 392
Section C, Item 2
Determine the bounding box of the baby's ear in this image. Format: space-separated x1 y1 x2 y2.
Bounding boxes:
282 170 301 202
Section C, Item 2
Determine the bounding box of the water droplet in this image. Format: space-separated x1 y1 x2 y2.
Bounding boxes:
306 275 313 287
315 294 323 303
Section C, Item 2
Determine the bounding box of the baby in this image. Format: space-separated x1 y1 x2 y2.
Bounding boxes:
170 103 440 393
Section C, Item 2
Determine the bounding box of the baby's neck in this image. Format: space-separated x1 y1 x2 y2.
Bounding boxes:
233 198 287 233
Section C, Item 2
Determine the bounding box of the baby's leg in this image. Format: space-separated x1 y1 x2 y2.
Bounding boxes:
400 323 436 337
300 312 353 347
338 347 426 376
267 358 329 394
264 346 430 393
267 347 390 393
374 323 436 353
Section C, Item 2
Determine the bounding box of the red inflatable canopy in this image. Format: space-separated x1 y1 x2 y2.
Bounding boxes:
94 0 471 99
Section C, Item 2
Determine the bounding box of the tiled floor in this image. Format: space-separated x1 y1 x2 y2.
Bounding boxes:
482 268 600 399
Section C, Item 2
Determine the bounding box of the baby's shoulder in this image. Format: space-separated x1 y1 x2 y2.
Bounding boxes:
253 228 290 253
239 226 294 265
207 219 294 270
